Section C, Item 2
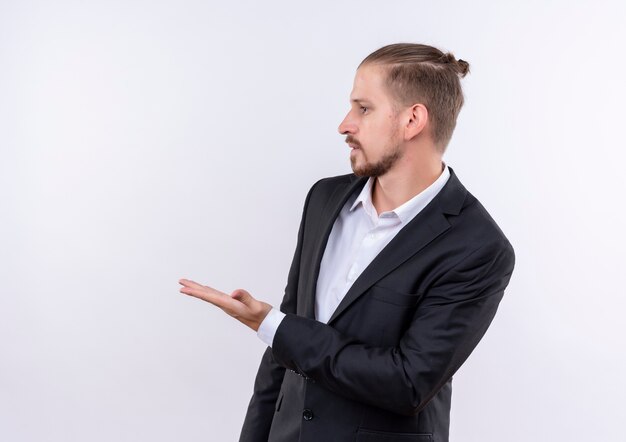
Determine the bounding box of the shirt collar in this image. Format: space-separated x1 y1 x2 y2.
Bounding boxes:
350 161 450 224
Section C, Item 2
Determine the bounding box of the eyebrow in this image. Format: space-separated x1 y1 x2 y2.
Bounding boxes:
350 98 373 105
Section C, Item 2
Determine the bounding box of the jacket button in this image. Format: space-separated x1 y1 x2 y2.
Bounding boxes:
302 409 314 421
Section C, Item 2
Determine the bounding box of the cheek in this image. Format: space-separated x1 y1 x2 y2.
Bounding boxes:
370 122 394 146
361 119 384 139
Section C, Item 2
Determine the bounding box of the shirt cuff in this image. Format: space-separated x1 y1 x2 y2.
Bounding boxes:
257 307 286 347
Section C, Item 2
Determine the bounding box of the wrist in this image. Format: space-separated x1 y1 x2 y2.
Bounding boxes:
253 302 273 332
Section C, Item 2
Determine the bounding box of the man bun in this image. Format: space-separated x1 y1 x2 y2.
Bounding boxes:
456 58 470 78
439 52 470 78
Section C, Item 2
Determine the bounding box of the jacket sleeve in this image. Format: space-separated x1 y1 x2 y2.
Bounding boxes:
238 180 319 442
270 239 516 416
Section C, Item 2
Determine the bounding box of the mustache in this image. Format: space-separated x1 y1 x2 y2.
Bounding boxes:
345 136 361 148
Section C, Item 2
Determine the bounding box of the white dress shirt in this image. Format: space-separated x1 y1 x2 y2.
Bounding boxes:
257 162 450 347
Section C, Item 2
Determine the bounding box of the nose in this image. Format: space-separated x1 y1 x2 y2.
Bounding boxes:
338 111 357 135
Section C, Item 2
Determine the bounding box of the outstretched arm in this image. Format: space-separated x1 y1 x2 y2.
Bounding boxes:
181 239 514 418
179 180 319 441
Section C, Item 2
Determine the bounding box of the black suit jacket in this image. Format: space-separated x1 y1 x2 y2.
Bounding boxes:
239 166 515 442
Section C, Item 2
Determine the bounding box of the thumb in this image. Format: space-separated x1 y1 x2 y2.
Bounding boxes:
230 289 253 305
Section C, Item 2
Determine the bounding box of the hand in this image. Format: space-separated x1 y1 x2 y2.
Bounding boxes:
178 278 273 332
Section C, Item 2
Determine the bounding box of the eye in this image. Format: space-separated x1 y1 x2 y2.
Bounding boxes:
360 106 368 114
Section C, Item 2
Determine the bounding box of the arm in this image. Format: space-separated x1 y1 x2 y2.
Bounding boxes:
238 180 319 441
270 239 516 416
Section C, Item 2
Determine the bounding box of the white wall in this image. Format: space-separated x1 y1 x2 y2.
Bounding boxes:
1 1 624 441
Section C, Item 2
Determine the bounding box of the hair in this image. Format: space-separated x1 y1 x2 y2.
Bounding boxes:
358 43 470 153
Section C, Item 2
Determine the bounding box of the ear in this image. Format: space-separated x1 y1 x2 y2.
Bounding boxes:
403 103 429 141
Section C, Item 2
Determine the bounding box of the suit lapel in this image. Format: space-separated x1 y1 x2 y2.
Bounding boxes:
304 166 469 324
303 176 368 319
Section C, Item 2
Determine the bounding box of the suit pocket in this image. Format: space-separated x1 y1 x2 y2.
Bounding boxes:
369 285 420 307
356 429 433 441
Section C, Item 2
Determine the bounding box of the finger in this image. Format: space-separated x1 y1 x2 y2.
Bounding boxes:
178 278 205 289
181 286 245 312
180 284 225 301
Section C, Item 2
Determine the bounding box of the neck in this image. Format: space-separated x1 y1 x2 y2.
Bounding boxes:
371 154 444 216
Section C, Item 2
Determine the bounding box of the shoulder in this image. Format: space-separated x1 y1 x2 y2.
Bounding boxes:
444 168 515 261
454 189 515 263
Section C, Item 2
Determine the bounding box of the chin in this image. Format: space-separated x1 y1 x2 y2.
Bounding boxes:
350 160 362 176
351 166 372 178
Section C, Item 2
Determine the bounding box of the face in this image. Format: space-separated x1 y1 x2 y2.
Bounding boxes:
338 63 405 177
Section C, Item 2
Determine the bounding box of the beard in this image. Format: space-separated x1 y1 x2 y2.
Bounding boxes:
350 135 403 177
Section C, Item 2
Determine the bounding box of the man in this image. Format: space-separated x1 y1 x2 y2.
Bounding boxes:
179 43 515 442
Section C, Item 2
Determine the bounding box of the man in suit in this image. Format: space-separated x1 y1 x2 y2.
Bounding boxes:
179 43 515 442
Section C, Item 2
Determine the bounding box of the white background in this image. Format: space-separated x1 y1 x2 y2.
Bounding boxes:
1 1 625 441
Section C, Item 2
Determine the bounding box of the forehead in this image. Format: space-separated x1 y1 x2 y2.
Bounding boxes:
350 64 390 104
